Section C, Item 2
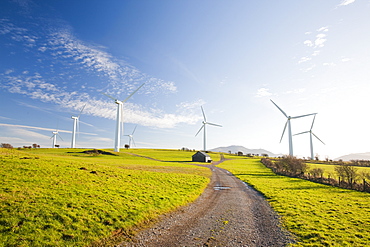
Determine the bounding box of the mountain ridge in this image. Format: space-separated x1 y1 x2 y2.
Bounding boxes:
210 145 279 157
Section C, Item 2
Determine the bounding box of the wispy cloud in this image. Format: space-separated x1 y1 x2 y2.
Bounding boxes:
284 88 306 95
0 16 199 129
338 0 356 7
298 26 329 72
255 88 272 97
0 123 96 135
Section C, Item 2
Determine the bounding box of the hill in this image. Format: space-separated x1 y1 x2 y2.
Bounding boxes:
210 145 278 157
335 152 370 161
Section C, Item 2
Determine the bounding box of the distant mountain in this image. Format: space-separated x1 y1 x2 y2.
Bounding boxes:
335 152 370 161
210 145 278 157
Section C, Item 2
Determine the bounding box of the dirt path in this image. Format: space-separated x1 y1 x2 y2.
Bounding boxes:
119 156 293 247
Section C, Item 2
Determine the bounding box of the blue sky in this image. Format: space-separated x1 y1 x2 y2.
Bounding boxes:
1 0 369 159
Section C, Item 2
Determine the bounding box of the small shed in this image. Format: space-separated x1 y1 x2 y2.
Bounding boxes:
192 151 212 163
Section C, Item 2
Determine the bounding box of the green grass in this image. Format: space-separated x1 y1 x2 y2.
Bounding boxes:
307 162 370 179
0 148 211 246
218 158 370 246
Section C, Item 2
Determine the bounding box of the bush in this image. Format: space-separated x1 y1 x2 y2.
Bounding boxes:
276 156 309 176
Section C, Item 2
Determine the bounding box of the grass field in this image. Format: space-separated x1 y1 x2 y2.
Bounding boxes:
218 158 370 246
307 162 370 179
0 148 211 246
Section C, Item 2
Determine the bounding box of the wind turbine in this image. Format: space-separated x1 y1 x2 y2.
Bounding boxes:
51 130 63 148
102 83 144 152
270 99 316 156
195 106 222 152
124 125 137 147
71 104 86 148
293 114 325 160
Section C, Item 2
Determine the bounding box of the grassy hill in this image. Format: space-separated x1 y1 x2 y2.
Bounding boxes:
0 148 211 246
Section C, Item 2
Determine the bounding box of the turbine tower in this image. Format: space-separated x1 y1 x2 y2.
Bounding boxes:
51 130 63 148
270 99 316 156
102 83 144 152
195 106 222 151
293 114 325 160
124 125 137 147
71 104 86 148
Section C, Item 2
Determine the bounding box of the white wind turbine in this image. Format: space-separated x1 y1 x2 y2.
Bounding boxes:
270 99 316 156
71 104 86 148
195 106 222 152
102 83 144 152
51 130 63 148
124 125 137 148
293 114 325 160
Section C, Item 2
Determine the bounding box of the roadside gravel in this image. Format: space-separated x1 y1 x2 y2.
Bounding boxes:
119 158 294 247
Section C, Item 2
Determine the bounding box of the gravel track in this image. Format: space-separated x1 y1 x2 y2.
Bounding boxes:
119 157 294 247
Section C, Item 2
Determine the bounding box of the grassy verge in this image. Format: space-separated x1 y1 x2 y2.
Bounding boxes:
218 158 370 246
0 148 210 246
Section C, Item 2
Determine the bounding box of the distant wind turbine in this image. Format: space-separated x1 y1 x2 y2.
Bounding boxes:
124 125 137 147
195 106 222 151
293 114 325 160
51 130 63 148
102 83 145 152
71 104 86 148
270 99 316 156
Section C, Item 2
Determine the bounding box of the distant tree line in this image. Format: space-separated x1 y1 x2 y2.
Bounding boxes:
1 143 40 149
261 156 370 193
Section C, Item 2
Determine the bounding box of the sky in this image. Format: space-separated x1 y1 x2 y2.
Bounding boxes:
1 0 370 159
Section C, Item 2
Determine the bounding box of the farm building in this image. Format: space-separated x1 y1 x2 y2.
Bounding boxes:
192 151 212 163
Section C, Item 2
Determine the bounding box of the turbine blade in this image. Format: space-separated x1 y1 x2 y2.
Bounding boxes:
206 122 222 127
280 120 288 143
101 92 117 101
310 114 316 130
312 132 325 145
201 106 207 122
57 133 64 142
132 125 137 135
270 99 288 118
195 125 204 137
293 131 310 136
132 137 136 147
122 83 145 103
291 113 317 119
78 104 86 118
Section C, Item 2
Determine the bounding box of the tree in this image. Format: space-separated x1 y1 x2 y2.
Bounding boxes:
124 144 130 149
310 168 324 178
32 143 38 148
335 163 358 185
1 143 13 149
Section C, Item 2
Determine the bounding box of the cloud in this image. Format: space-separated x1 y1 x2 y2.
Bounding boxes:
298 27 329 69
303 40 313 47
338 0 356 7
0 123 96 135
314 33 327 48
256 88 272 97
284 88 306 94
298 56 312 64
0 17 202 129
